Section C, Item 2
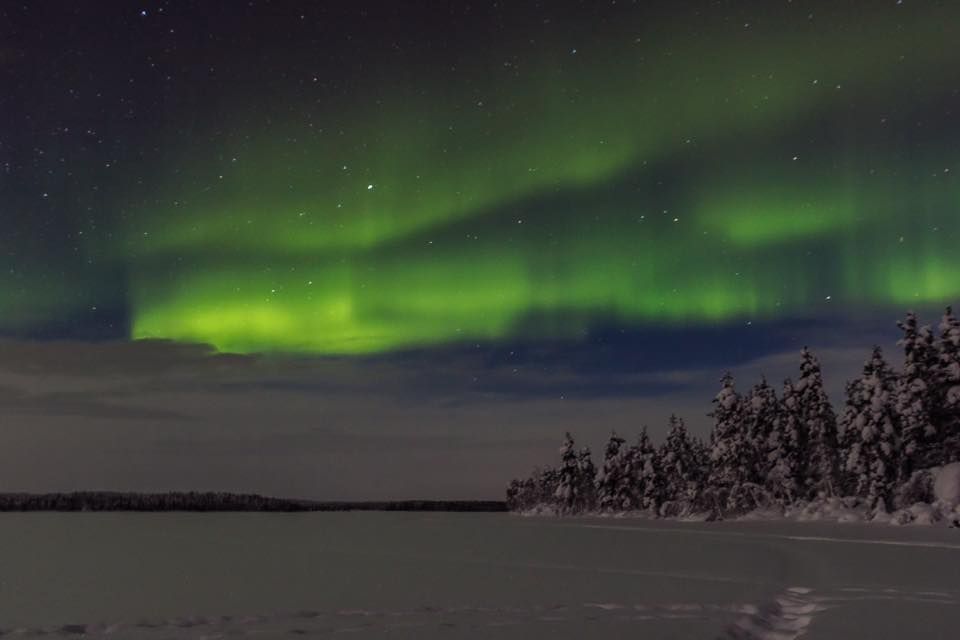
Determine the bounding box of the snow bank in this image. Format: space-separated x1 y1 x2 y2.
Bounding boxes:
934 462 960 507
519 497 960 527
789 497 865 523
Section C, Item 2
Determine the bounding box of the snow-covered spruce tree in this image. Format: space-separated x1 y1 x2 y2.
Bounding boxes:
764 378 807 506
506 465 562 512
838 376 867 497
506 477 532 511
627 427 662 511
936 306 960 464
536 467 560 508
796 348 840 499
658 415 703 515
766 378 805 505
505 478 524 511
896 311 938 476
597 432 633 511
576 447 597 512
843 347 902 512
706 373 753 514
690 436 710 509
742 378 778 504
554 433 581 514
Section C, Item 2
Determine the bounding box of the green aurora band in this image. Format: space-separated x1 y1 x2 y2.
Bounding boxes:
113 5 960 354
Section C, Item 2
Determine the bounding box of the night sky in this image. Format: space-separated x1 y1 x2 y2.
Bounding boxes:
1 1 958 498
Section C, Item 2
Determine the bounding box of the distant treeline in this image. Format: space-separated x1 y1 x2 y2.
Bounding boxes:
0 492 507 512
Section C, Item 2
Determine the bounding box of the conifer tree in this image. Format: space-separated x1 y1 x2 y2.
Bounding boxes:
538 467 559 503
508 465 562 512
597 432 631 511
745 378 778 481
838 376 867 496
707 373 751 512
690 435 710 510
627 427 662 511
896 312 938 475
658 415 700 514
796 348 840 498
576 447 597 512
936 307 960 463
843 347 901 512
505 478 524 511
766 378 804 505
554 433 581 514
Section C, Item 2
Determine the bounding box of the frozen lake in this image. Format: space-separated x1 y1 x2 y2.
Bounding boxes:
0 513 958 638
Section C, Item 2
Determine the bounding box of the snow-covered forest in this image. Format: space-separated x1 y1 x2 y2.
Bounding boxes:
506 308 960 523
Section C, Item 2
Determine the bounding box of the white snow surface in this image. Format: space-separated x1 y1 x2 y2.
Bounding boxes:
1 512 959 639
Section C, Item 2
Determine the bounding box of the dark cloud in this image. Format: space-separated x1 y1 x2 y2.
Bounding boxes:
0 384 187 421
0 315 910 498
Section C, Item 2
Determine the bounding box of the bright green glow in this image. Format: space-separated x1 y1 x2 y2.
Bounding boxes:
131 212 818 353
108 5 960 354
132 256 530 353
700 187 859 246
886 257 960 304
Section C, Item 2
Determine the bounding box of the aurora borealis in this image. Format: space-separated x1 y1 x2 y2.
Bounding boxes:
3 1 960 355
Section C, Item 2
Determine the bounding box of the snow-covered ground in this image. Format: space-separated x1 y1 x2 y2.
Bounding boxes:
0 513 957 638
